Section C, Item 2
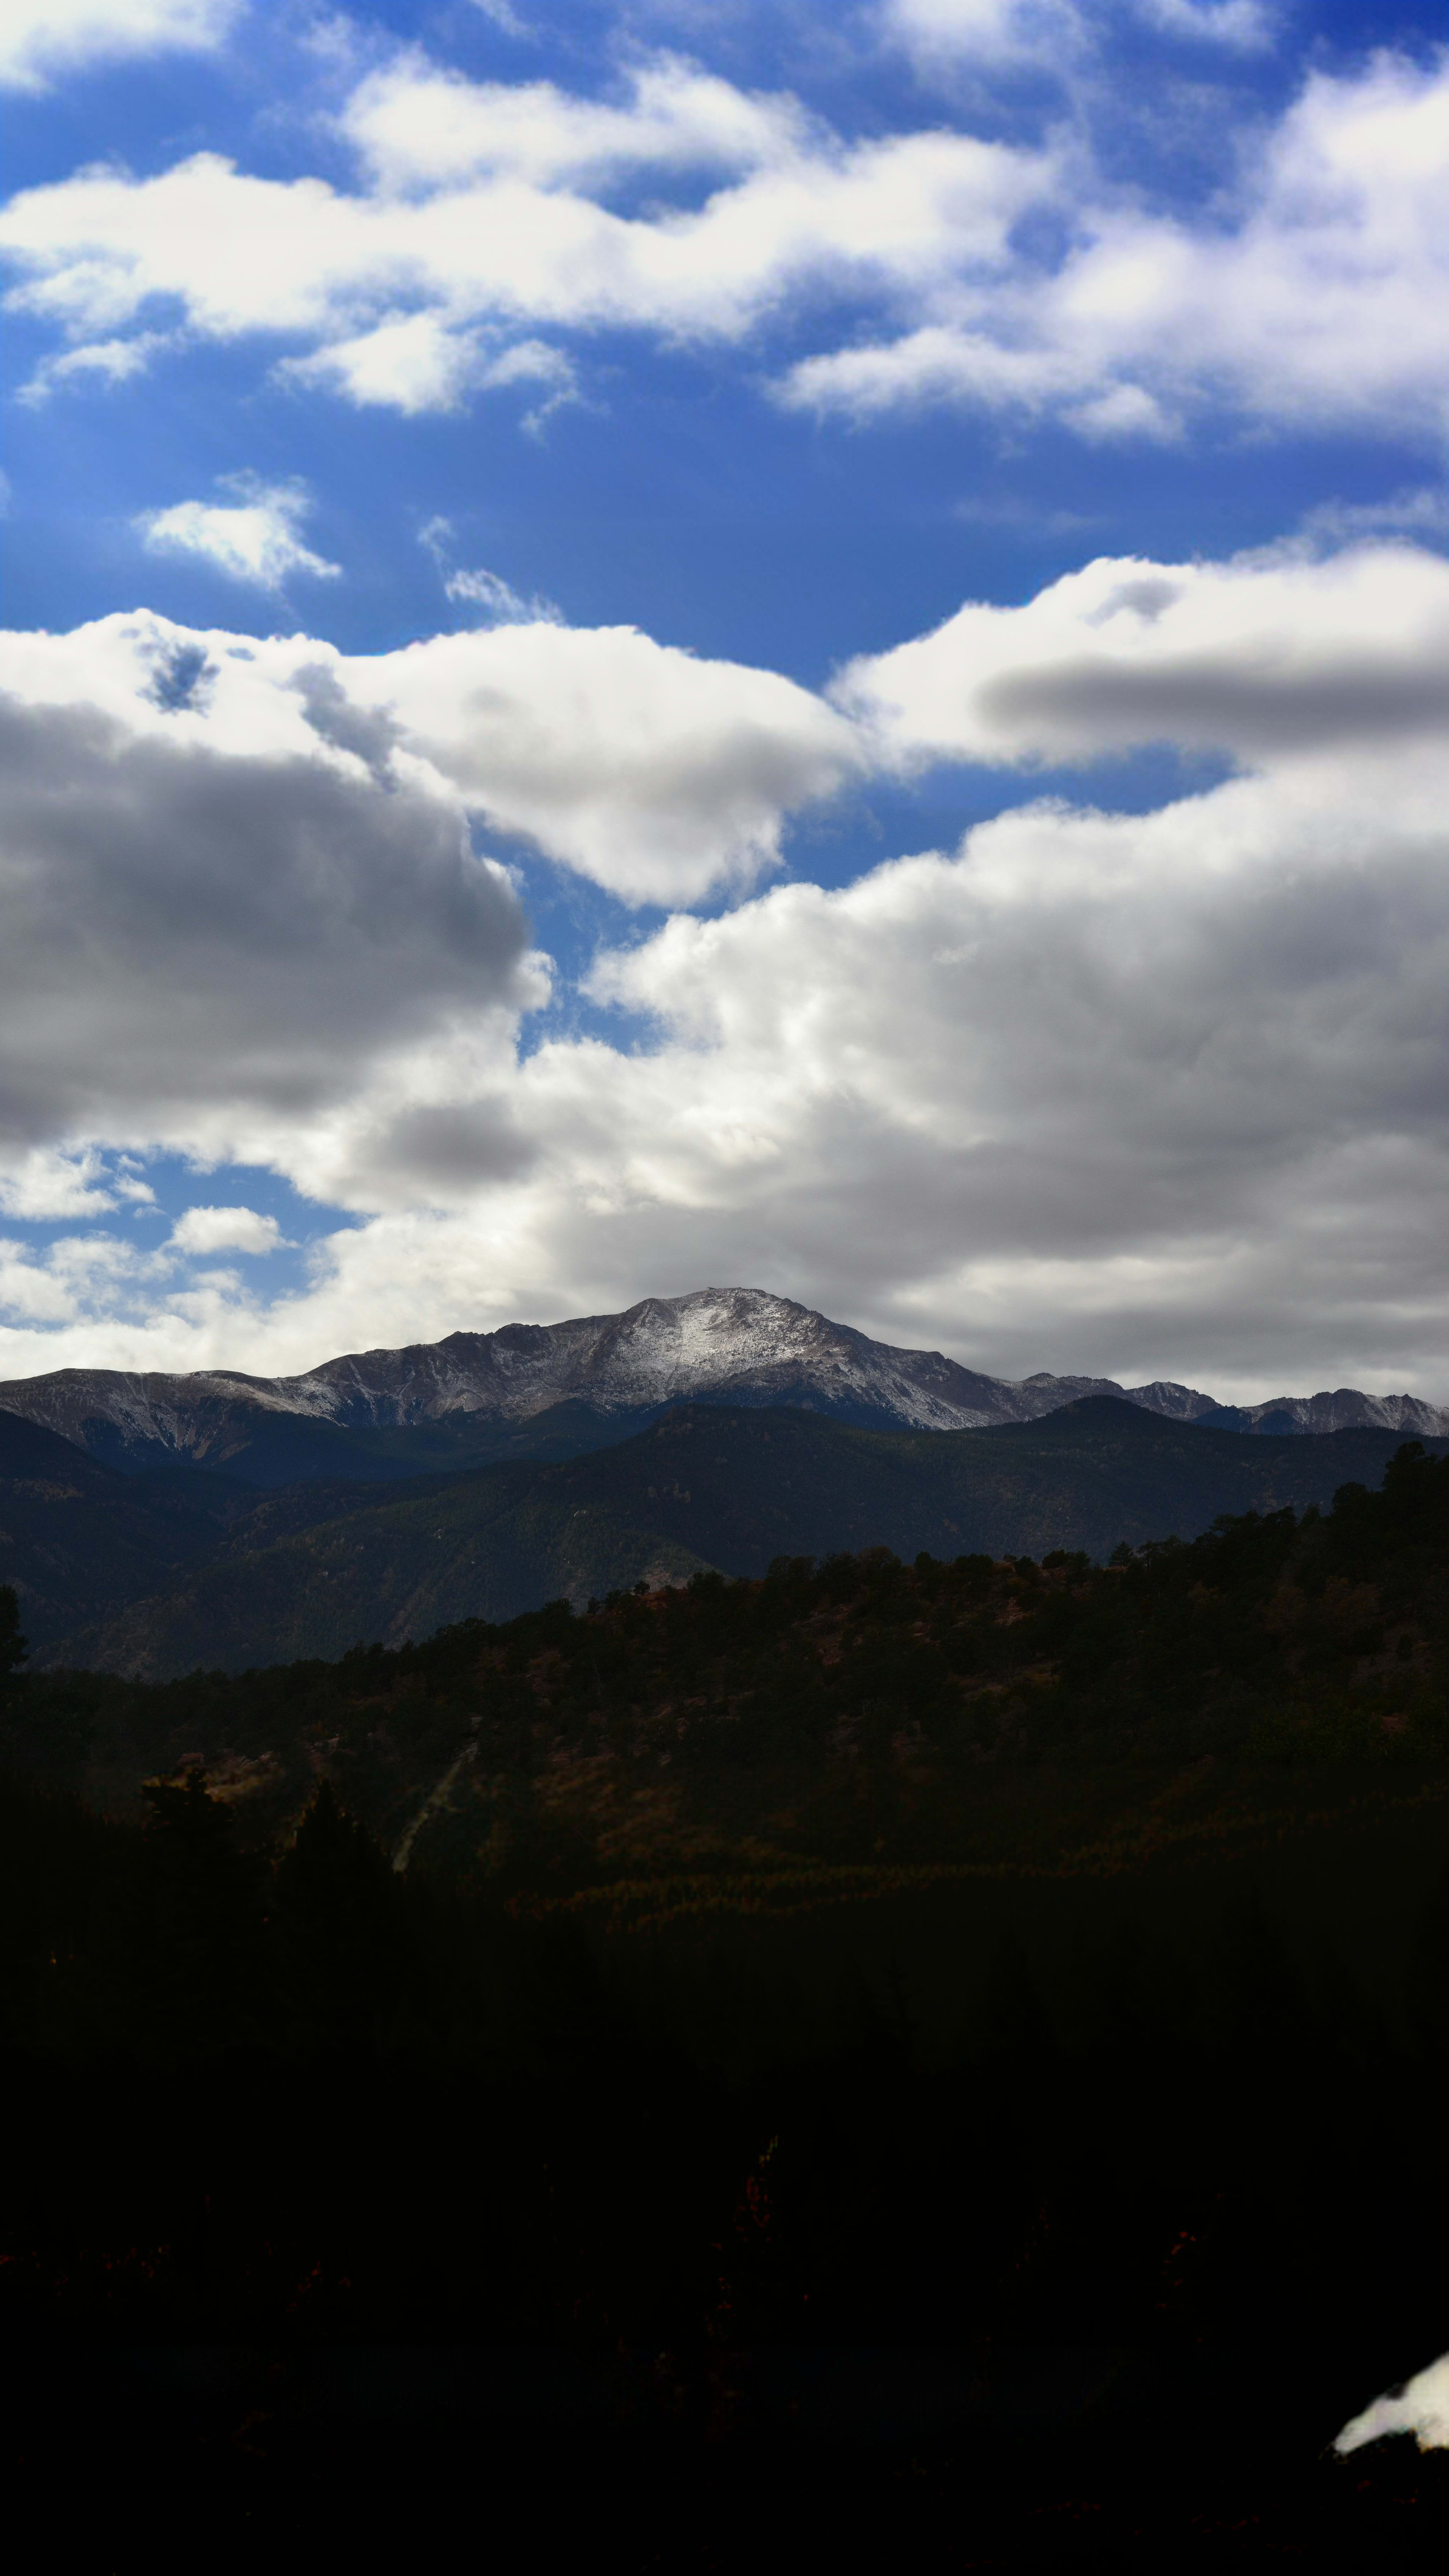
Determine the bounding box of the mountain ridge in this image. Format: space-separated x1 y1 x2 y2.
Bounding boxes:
2 1287 1445 1485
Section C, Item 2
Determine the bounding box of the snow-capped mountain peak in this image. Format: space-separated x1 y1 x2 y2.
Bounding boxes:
1 1287 1445 1472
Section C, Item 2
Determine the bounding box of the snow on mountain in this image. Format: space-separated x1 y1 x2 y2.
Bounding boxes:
1 1286 1444 1469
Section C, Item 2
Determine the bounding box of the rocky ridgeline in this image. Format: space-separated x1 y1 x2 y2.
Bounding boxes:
2 1285 1445 1471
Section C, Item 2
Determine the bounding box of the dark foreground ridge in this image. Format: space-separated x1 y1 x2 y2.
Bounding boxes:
3 1444 1448 2557
8 1391 1448 1675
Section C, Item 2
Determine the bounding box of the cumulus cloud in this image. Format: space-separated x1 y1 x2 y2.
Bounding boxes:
0 50 1053 420
556 730 1449 1377
833 541 1449 770
0 607 859 912
0 65 1046 401
3 46 1440 444
168 1204 286 1256
281 318 579 426
37 681 1436 1396
341 52 815 194
352 623 860 905
1334 2350 1449 2455
780 54 1449 440
2 542 1448 1403
0 0 238 91
0 640 536 1166
138 475 341 589
0 1147 117 1221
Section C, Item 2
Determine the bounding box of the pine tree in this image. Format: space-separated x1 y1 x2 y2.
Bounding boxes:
136 1767 269 2060
273 1779 408 2054
0 1585 28 1683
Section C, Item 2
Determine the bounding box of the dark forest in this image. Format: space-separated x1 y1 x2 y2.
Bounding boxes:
4 1443 1449 2561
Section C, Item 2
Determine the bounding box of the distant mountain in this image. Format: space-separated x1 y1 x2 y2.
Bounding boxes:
49 1397 1449 1679
3 1287 1445 1485
0 1405 426 1652
0 1407 244 1642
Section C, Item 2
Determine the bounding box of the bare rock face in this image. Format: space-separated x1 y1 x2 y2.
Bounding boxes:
1 1285 1444 1471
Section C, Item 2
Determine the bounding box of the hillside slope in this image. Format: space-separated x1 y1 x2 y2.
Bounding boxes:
7 1425 1447 1885
56 1397 1449 1677
0 1407 247 1639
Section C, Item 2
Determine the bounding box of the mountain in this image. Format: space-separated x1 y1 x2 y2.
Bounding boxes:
3 1288 1446 1485
51 1397 1449 1678
0 1406 247 1641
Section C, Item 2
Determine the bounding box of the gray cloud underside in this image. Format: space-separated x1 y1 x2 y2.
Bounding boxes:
0 697 531 1144
979 656 1449 760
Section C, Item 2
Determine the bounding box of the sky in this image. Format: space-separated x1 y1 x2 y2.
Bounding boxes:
0 0 1445 1401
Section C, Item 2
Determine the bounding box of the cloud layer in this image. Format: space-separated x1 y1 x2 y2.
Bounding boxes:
1 533 1446 1397
3 44 1444 442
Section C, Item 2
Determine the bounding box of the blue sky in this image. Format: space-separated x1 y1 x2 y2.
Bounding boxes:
1 0 1445 1397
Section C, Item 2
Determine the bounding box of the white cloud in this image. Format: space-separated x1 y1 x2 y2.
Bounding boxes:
0 1147 115 1221
283 318 579 426
833 540 1449 771
0 0 238 91
0 52 1054 417
480 338 580 433
882 0 1270 66
2 542 1448 1404
169 1204 286 1256
340 52 816 194
19 333 171 405
1135 0 1270 49
282 316 488 418
0 1238 102 1326
0 86 1046 376
1296 485 1449 551
1335 2350 1449 2455
881 0 1084 69
4 47 1440 443
470 1 531 36
0 599 857 935
781 53 1449 440
352 623 861 904
138 476 341 589
443 566 554 619
420 521 564 624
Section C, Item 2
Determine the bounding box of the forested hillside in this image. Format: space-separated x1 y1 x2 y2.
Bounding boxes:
1 1442 1447 2551
15 1393 1446 1676
6 1434 1446 1878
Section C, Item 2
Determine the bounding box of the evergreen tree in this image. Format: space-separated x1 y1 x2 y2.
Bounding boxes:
273 1778 409 2053
0 1585 27 1683
135 1767 269 2059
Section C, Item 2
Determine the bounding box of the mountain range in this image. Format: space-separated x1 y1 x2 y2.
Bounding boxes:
3 1286 1445 1488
